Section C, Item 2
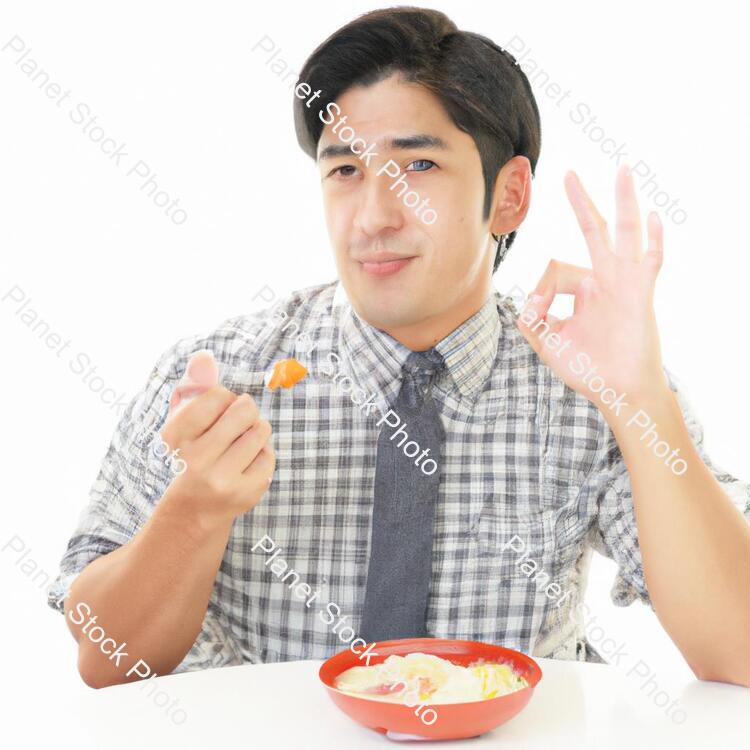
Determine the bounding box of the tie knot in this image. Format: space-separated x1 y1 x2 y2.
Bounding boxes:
403 348 445 377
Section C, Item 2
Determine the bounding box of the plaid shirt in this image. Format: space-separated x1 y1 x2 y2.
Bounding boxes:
48 280 750 671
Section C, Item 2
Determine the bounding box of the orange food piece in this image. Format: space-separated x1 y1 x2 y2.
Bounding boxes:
267 357 308 390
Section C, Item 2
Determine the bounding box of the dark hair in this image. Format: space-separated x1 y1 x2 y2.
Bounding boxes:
294 6 541 274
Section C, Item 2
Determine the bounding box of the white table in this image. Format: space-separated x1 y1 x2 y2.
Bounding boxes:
56 657 747 749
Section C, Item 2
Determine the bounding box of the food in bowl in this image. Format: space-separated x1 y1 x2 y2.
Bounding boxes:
334 652 528 705
320 638 542 740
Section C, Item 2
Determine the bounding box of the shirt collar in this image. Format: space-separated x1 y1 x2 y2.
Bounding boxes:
333 281 501 402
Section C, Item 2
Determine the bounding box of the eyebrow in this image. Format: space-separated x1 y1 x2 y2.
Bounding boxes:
317 133 449 161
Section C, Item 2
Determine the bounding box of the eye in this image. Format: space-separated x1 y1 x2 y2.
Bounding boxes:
406 159 436 173
328 165 359 178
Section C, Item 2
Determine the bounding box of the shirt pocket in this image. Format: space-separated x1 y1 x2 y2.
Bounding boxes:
475 505 542 560
460 508 553 647
474 499 582 605
473 508 552 596
540 397 601 513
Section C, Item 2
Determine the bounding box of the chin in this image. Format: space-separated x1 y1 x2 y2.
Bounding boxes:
353 298 420 331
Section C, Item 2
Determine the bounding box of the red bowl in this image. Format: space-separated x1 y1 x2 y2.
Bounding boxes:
319 637 542 740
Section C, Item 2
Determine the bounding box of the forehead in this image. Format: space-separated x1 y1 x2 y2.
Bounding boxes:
318 74 465 150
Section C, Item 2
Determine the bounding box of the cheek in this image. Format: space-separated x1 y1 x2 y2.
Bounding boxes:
427 175 484 232
429 213 486 272
325 205 356 256
322 193 346 236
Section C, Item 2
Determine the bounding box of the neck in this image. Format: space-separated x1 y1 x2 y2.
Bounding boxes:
382 289 491 351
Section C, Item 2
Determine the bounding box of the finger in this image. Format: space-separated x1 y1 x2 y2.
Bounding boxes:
564 171 614 274
614 164 643 261
169 350 221 416
532 260 592 298
193 392 261 463
216 418 273 475
520 283 556 324
545 314 565 334
185 350 219 386
517 283 560 360
240 445 277 499
574 273 596 315
531 260 593 319
169 382 210 415
167 385 238 441
643 211 664 286
516 306 554 366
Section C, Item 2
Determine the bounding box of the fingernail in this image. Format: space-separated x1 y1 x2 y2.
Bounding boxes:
267 476 273 485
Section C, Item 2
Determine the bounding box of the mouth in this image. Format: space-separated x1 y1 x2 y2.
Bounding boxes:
357 256 417 277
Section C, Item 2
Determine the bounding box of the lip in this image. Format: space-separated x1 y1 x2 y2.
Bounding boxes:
358 256 416 277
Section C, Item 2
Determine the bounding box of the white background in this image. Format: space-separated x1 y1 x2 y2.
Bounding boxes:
1 0 748 742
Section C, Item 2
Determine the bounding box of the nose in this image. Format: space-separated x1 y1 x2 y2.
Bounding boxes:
352 172 406 237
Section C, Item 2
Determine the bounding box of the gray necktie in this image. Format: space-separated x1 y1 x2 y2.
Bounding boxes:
359 348 446 642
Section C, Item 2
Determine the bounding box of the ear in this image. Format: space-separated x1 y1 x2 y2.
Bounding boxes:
488 155 532 237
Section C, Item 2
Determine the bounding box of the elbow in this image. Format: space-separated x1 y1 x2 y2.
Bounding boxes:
77 646 123 690
692 660 750 688
79 670 107 690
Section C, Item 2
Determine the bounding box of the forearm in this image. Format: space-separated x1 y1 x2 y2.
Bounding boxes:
606 385 750 685
64 487 235 688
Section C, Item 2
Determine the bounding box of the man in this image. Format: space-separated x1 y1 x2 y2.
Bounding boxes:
49 7 750 688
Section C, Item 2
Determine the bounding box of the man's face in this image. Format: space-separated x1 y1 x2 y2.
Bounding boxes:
317 74 496 334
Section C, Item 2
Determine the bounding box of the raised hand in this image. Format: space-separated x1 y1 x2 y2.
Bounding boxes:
517 165 669 411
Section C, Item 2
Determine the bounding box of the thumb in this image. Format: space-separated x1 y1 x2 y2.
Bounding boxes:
169 350 219 415
185 349 219 388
